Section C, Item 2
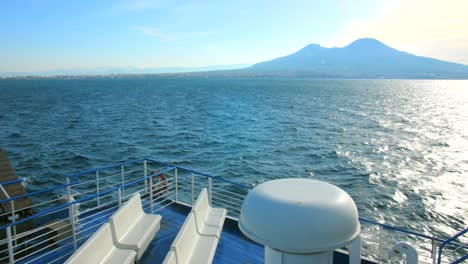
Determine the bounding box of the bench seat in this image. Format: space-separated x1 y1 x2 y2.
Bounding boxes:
109 193 162 260
163 188 227 264
65 223 136 264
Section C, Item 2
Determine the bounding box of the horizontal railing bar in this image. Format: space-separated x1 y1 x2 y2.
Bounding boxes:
152 200 176 213
49 254 70 264
213 202 241 213
97 181 124 190
211 190 244 202
76 222 108 237
212 197 242 208
451 254 468 264
210 186 247 198
18 233 76 263
93 171 122 181
359 218 443 242
78 208 116 225
13 220 69 248
145 158 252 189
146 190 176 206
15 230 72 262
122 168 143 175
41 246 72 264
177 177 204 185
74 187 99 197
20 197 64 210
0 179 23 186
71 177 98 186
117 167 175 190
142 193 176 210
67 158 144 178
14 227 70 256
119 185 145 198
217 203 241 213
0 180 79 204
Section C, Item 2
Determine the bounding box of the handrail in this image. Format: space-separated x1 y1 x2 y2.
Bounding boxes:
67 158 144 178
437 228 468 264
145 158 252 189
451 254 468 264
0 179 23 186
0 166 176 231
359 218 444 243
117 166 176 189
0 180 80 204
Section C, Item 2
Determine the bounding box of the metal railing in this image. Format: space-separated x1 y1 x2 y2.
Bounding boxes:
0 158 466 263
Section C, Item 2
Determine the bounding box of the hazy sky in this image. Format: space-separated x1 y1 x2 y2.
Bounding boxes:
1 0 467 72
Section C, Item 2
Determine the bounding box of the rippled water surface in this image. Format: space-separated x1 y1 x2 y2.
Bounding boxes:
0 78 467 240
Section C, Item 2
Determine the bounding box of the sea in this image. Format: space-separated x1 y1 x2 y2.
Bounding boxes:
0 77 467 243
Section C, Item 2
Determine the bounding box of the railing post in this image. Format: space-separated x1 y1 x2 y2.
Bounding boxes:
149 176 154 212
10 201 17 246
118 188 122 208
174 168 178 203
66 177 77 250
144 160 148 194
208 177 212 206
96 170 100 207
0 185 16 247
121 165 125 196
191 174 195 206
432 239 437 264
7 226 14 264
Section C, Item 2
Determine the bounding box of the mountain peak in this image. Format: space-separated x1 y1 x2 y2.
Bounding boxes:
345 38 391 50
248 38 468 79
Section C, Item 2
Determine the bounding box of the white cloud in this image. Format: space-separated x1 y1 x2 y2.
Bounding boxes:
134 26 215 42
327 0 468 65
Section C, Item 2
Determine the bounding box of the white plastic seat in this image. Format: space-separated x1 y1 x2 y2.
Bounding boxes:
65 223 136 264
192 189 226 238
109 193 162 260
163 188 227 264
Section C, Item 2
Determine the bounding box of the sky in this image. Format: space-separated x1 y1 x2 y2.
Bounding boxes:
1 0 468 73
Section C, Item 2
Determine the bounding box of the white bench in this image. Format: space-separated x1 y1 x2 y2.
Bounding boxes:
109 193 162 260
65 223 136 264
163 188 227 264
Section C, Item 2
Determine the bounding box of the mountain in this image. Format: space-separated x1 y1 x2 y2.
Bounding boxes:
4 38 467 79
244 38 468 79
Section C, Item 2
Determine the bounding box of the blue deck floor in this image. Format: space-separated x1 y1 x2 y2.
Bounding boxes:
140 202 264 263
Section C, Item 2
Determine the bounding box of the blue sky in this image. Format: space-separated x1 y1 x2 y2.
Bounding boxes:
1 0 467 73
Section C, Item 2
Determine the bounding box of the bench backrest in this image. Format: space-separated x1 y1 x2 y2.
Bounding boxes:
192 188 210 232
171 212 198 263
66 223 114 263
110 193 144 241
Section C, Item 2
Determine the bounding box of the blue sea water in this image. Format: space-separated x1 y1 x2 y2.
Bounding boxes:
0 78 467 240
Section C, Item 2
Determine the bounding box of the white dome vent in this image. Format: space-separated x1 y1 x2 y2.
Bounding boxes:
239 178 361 264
